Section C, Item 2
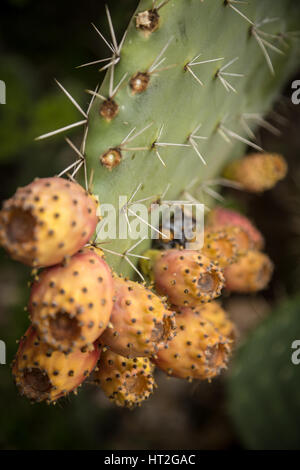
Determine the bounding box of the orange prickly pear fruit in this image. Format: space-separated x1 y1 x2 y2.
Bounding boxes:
221 226 255 256
12 326 101 404
0 177 98 267
142 249 224 307
29 247 113 352
206 206 264 251
181 301 236 340
100 277 176 358
93 349 156 408
223 153 287 193
224 250 274 293
202 229 239 267
153 307 232 381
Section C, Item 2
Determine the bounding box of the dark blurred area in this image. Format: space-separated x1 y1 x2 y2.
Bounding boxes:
0 0 300 450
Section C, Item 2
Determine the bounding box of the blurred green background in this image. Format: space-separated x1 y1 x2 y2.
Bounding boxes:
0 0 300 450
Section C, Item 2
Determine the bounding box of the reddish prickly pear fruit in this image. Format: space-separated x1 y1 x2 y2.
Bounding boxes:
180 301 236 340
206 207 264 251
223 153 288 193
144 249 224 307
93 349 155 408
153 308 232 381
0 177 98 267
100 277 176 358
12 326 100 403
29 247 113 352
224 250 274 293
202 229 239 267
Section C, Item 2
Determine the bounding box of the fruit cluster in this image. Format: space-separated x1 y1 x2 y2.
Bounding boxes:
0 152 286 407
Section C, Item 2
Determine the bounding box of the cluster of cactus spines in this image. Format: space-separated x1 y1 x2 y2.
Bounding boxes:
0 177 98 267
143 249 225 307
12 326 101 404
223 153 288 193
81 0 300 277
99 276 176 358
29 247 114 352
93 349 156 408
1 0 299 406
154 307 232 381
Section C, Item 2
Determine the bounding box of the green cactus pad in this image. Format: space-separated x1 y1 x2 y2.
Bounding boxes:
61 0 299 277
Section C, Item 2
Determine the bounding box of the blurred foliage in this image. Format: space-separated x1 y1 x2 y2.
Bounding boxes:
0 0 137 196
227 295 300 449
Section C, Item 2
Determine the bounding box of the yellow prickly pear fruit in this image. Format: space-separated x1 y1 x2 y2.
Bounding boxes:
181 301 236 340
93 349 155 408
223 153 287 193
99 277 176 358
153 308 232 381
0 177 98 267
221 226 255 256
224 250 274 293
202 229 239 267
206 207 264 251
143 249 224 307
29 247 113 352
12 326 101 403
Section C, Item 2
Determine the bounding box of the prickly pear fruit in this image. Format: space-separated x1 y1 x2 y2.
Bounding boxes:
225 250 274 293
12 326 100 403
93 349 155 408
223 153 288 193
99 277 176 358
29 247 113 352
206 207 264 251
202 229 238 267
0 177 98 267
184 301 236 340
153 308 232 381
144 249 224 307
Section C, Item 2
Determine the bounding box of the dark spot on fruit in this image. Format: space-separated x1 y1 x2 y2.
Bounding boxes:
5 208 36 244
49 312 81 342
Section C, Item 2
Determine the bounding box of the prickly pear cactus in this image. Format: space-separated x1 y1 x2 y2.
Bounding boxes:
76 0 300 277
227 296 300 450
2 0 300 408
